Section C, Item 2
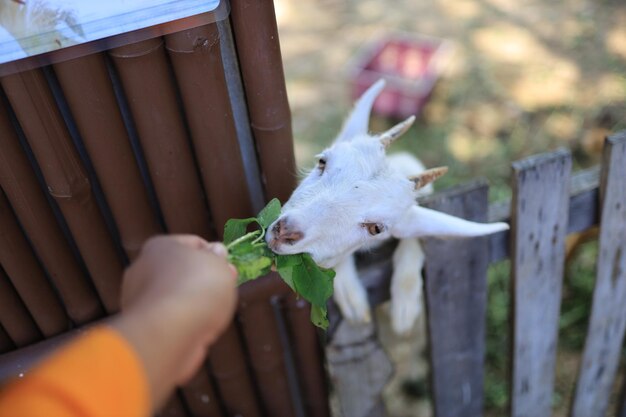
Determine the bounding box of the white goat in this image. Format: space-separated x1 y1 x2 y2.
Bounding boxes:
266 80 509 333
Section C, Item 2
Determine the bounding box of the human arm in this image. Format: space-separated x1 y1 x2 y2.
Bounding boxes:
0 235 237 417
110 235 238 409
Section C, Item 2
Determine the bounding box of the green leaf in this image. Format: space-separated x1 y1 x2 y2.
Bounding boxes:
223 198 336 331
235 255 273 285
275 254 304 268
257 198 281 229
276 254 304 292
223 218 257 245
228 239 274 283
276 265 296 292
311 305 329 330
291 254 334 307
228 237 263 258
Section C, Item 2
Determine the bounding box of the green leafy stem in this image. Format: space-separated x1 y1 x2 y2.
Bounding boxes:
223 199 335 330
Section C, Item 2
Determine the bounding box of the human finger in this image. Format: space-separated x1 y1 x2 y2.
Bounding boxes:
167 234 215 252
204 242 228 258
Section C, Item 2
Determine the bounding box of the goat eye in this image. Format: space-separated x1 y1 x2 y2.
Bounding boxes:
363 222 384 236
318 158 326 173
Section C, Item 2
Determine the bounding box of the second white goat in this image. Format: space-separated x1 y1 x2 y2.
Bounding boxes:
265 80 508 333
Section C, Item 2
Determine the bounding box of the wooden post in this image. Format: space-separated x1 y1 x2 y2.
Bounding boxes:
510 150 571 417
179 368 224 417
158 392 188 417
421 181 491 417
326 319 393 417
0 267 42 347
571 132 626 417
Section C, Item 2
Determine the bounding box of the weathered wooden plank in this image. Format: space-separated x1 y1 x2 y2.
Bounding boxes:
206 324 263 417
0 267 42 347
567 166 600 234
485 166 600 264
421 181 490 417
159 391 189 417
0 188 69 337
510 149 572 417
571 133 626 417
180 368 224 417
284 296 331 417
0 322 97 382
0 326 14 354
238 283 297 417
326 320 393 417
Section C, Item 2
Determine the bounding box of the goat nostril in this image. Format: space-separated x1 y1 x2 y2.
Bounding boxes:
282 230 304 244
272 219 284 234
271 217 304 245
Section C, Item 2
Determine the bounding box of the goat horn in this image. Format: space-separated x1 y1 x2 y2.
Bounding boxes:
379 116 416 148
335 79 386 143
409 166 448 190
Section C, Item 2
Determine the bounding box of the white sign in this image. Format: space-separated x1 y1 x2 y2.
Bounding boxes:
0 0 223 64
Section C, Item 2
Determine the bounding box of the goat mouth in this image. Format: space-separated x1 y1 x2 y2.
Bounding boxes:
267 239 302 255
267 238 285 253
268 239 280 252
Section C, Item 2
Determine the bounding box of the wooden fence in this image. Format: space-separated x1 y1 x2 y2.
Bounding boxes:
328 132 626 417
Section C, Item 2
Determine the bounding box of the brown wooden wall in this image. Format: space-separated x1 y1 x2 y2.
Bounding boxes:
0 2 330 416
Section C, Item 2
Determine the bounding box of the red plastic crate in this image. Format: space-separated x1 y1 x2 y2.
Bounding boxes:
347 32 452 119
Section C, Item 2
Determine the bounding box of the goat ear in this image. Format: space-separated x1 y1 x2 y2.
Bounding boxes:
409 166 448 190
335 79 386 143
391 206 509 239
379 116 415 148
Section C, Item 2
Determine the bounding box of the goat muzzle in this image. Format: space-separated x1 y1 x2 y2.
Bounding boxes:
269 218 304 249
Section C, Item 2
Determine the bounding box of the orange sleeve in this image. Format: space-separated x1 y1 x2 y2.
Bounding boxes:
0 326 150 417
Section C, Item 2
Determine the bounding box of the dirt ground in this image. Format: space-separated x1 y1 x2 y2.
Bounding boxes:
275 0 626 172
274 0 626 416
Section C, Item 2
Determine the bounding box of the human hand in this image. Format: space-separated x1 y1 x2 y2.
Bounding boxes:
121 235 237 338
110 235 237 410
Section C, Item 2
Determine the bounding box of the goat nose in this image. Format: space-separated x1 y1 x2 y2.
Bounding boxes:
272 218 285 235
272 217 304 245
